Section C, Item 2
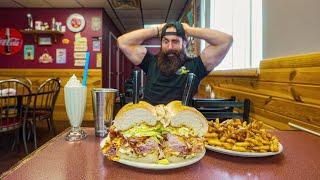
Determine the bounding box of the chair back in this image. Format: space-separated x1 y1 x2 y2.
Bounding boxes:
11 77 32 88
0 79 31 132
32 78 61 117
192 97 251 122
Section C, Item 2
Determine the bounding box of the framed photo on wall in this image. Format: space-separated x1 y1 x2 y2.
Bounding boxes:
38 37 52 45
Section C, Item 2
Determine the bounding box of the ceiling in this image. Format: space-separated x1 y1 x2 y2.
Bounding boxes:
0 0 190 33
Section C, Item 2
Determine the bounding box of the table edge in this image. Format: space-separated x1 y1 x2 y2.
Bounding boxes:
0 128 70 179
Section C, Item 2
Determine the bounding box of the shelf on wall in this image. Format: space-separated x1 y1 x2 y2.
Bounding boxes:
20 30 64 44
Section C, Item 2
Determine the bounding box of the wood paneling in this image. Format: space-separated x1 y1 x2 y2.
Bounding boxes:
260 53 320 69
0 69 102 121
209 68 259 77
199 52 320 133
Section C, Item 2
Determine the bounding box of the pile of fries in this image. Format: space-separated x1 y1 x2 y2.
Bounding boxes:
205 119 280 153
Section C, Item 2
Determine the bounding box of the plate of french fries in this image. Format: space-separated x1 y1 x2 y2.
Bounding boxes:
204 119 283 157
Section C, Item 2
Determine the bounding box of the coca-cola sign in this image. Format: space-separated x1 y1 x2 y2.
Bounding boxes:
0 28 23 55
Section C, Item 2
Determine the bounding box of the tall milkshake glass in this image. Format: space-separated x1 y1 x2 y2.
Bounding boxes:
64 75 87 141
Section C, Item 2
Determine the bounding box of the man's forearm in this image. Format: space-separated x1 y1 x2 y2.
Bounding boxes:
118 28 158 46
186 27 232 46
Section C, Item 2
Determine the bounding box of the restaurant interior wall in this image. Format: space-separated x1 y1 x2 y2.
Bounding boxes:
263 0 320 58
0 8 124 121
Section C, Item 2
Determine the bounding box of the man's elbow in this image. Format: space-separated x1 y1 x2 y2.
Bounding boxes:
117 36 125 50
226 34 233 46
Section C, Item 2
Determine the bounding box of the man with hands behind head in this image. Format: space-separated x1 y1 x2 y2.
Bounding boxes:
117 21 232 105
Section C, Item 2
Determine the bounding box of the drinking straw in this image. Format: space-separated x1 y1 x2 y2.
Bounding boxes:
82 52 90 86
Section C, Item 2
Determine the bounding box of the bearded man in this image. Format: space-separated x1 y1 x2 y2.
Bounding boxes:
118 21 232 105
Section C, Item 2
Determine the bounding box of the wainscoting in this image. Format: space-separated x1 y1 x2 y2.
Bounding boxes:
198 53 320 133
0 69 102 121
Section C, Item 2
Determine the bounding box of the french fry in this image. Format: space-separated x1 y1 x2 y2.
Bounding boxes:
232 146 247 152
221 142 233 150
208 139 222 146
235 142 250 147
204 133 218 138
226 138 236 144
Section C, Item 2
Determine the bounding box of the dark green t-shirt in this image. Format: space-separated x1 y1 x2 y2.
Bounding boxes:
139 51 209 105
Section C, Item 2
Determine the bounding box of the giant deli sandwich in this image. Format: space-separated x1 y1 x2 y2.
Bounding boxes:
101 100 208 164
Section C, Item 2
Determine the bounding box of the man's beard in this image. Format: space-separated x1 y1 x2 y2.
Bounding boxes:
157 49 186 77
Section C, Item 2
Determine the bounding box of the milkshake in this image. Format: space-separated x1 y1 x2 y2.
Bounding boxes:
64 74 87 141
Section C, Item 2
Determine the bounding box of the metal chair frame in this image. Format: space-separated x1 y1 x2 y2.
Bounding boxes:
0 79 32 154
192 97 251 122
29 78 61 149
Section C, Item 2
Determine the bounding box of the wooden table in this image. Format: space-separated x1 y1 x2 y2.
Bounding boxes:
1 128 320 180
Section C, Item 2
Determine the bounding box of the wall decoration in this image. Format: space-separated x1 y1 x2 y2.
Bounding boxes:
24 45 34 60
66 13 86 32
180 0 200 55
91 17 101 31
74 52 87 59
62 38 70 44
74 33 87 52
38 37 52 45
74 59 85 66
92 37 101 51
0 28 23 55
56 48 66 64
96 52 102 68
39 50 53 63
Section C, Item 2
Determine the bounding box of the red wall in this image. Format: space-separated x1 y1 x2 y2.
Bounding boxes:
0 8 108 69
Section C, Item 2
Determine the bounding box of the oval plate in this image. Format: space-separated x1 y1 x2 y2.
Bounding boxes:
100 137 206 170
205 143 283 157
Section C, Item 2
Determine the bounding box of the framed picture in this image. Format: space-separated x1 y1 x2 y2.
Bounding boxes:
38 37 52 45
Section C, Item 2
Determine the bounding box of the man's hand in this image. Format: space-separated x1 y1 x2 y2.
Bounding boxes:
181 23 191 35
155 23 166 37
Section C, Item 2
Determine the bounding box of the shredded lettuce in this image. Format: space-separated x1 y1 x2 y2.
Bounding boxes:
122 122 196 141
161 126 196 137
122 123 163 142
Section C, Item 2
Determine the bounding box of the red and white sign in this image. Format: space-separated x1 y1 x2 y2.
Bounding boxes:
66 13 86 32
0 28 23 55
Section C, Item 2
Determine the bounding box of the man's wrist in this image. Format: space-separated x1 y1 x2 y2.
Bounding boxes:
154 27 159 37
184 26 192 36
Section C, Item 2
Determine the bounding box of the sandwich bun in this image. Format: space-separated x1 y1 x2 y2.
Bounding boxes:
166 101 208 136
118 151 158 163
113 101 157 131
166 152 204 163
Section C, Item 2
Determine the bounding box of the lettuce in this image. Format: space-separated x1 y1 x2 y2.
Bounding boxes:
122 123 163 141
122 122 196 140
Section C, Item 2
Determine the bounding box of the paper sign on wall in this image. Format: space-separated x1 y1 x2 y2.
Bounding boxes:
74 33 88 52
74 59 85 66
96 52 102 68
24 45 34 60
74 52 87 59
92 38 101 52
91 17 101 31
56 48 66 64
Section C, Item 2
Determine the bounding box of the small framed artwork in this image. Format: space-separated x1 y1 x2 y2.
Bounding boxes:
38 37 52 45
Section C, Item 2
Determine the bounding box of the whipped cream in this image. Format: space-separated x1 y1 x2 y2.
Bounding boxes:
65 74 83 87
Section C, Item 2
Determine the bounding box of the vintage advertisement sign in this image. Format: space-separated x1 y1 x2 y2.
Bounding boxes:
0 28 23 55
24 45 34 60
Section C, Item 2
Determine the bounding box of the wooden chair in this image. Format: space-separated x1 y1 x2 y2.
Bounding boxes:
192 97 251 122
0 79 32 154
29 78 61 149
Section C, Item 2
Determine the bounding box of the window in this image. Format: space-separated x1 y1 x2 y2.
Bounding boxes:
200 0 262 70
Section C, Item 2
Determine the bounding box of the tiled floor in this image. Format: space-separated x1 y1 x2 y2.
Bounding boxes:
0 120 93 174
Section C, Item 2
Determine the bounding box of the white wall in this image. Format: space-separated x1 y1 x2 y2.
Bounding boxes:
263 0 320 58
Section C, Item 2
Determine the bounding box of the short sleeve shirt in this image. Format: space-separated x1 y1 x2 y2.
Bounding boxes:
139 51 209 105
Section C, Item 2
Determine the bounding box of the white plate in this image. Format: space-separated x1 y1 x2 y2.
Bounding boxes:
205 143 283 157
100 137 206 170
